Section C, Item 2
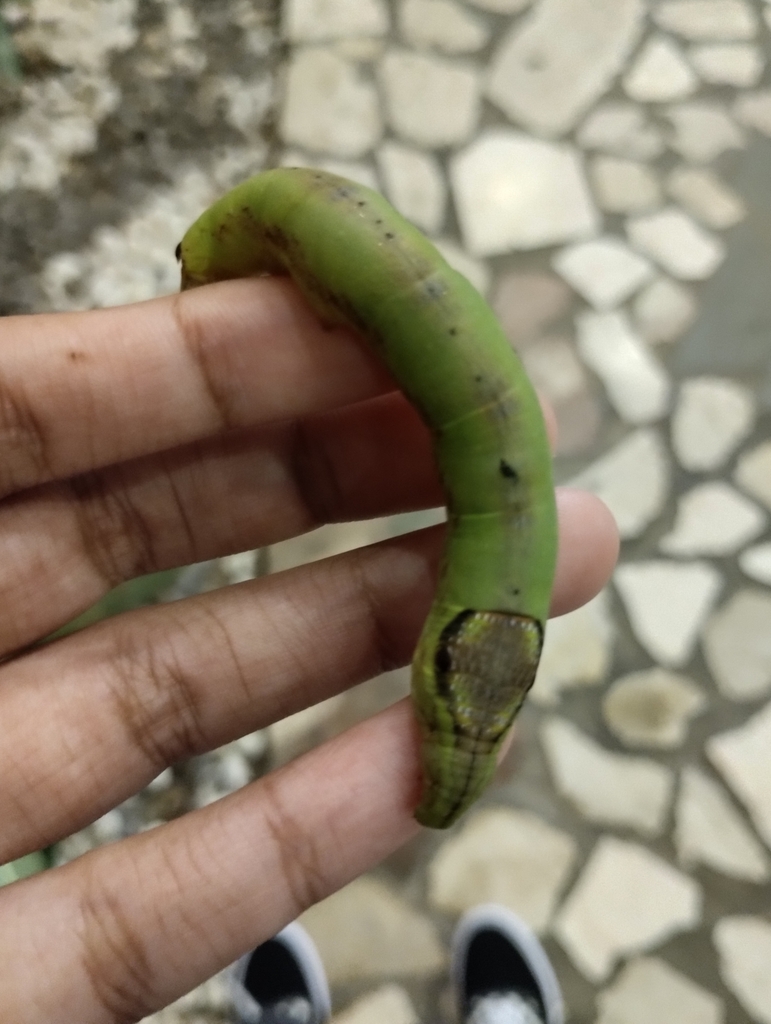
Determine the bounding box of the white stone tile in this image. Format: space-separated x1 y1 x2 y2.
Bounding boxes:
200 74 274 140
334 986 419 1024
653 1 757 41
147 972 232 1021
676 766 770 882
433 239 490 296
673 378 756 471
530 590 614 705
690 43 764 86
666 167 746 230
590 156 662 215
376 142 446 235
633 277 697 344
575 311 671 424
714 917 771 1024
269 694 347 767
398 0 489 53
626 208 725 281
735 441 771 511
577 103 665 160
270 515 402 573
553 237 654 311
427 807 577 932
660 482 766 557
282 0 389 41
19 0 137 73
300 876 444 983
708 700 771 849
554 836 702 982
734 89 771 137
41 156 270 310
596 957 724 1024
541 717 674 835
379 50 480 149
664 103 745 163
623 36 698 103
450 131 599 257
492 272 573 346
465 0 531 9
603 669 706 749
614 560 723 667
569 429 670 540
485 0 645 137
703 590 771 702
739 543 771 587
521 335 587 401
334 37 386 62
281 150 380 189
280 48 383 158
0 71 123 195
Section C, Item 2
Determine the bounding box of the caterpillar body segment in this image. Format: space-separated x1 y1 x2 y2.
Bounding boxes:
178 168 557 828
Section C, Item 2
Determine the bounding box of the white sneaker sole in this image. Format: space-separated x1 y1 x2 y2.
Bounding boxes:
231 920 332 1024
450 904 564 1024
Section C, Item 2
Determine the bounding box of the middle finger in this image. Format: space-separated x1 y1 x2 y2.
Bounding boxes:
0 390 440 654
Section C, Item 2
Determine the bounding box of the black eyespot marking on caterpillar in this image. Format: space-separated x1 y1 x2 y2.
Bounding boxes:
175 242 182 261
499 459 519 482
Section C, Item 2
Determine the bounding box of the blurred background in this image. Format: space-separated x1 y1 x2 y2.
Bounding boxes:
0 0 770 1021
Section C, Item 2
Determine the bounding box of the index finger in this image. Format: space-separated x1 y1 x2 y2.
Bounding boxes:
0 277 393 499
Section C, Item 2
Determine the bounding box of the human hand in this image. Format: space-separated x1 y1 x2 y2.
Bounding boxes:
0 278 618 1021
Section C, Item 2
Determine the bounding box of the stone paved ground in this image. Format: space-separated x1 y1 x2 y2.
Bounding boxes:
1 0 771 1022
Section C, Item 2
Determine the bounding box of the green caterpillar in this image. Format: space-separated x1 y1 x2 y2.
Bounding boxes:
178 168 557 829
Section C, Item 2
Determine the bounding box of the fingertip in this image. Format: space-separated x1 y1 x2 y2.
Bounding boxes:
550 487 620 618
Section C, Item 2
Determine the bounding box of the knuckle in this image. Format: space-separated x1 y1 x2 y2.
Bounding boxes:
289 419 344 528
257 772 329 914
0 374 51 495
69 470 159 588
106 620 210 773
170 292 235 431
351 555 401 676
78 863 156 1023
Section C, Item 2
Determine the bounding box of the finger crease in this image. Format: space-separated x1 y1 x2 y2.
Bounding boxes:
162 456 199 564
0 374 53 496
78 864 157 1024
69 470 159 589
257 771 328 916
195 602 252 709
170 292 237 433
290 418 344 528
351 553 401 676
107 624 209 773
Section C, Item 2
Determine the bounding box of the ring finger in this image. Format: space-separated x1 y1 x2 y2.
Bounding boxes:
0 488 617 864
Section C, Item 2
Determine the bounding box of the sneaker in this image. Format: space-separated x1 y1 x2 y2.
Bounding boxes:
451 905 564 1024
230 921 332 1024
